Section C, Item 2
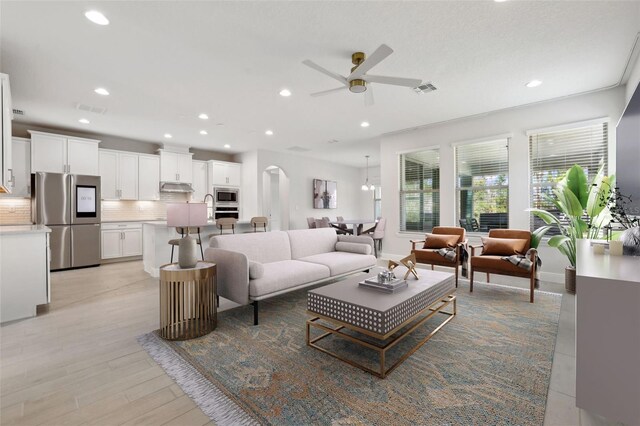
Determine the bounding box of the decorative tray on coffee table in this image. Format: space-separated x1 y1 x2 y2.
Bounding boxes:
359 277 408 293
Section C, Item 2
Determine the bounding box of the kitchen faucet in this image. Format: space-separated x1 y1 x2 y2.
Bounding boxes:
203 193 214 220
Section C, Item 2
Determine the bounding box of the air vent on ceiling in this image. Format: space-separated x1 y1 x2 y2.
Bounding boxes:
75 103 108 115
327 139 339 144
12 108 25 116
287 146 311 152
413 83 437 94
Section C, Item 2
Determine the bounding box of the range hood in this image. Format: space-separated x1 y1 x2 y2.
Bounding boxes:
160 182 194 193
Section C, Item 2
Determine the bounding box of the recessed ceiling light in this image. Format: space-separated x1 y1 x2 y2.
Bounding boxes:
198 113 209 120
78 118 90 124
223 144 231 149
199 130 208 135
526 79 543 88
164 133 172 139
85 10 109 26
279 89 292 97
216 123 224 126
360 121 370 128
265 130 274 136
94 87 109 96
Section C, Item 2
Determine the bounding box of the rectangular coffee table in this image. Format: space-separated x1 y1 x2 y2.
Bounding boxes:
306 267 456 378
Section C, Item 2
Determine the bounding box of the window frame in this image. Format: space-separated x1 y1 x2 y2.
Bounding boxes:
398 147 441 233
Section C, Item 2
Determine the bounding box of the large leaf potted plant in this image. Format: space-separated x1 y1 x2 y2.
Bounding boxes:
527 164 615 293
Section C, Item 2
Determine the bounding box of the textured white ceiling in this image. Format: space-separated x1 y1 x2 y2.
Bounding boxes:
1 1 639 167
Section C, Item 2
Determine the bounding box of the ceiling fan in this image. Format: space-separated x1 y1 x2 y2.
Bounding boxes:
302 44 422 106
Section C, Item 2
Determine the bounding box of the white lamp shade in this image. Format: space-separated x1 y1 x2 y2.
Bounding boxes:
167 202 208 227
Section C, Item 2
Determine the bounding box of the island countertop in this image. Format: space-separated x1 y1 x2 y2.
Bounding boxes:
0 225 51 235
143 220 252 226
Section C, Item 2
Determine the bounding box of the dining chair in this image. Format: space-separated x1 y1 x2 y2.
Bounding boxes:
332 216 352 235
306 217 317 229
315 218 330 228
169 227 204 263
362 217 386 256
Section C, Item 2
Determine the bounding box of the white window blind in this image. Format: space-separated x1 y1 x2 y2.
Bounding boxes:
529 121 608 232
399 149 440 232
455 139 509 232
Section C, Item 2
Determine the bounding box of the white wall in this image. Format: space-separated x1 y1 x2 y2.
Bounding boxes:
380 86 626 281
241 149 367 230
625 46 640 104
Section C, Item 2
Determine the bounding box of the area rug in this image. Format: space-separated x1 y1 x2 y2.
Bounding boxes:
138 280 561 425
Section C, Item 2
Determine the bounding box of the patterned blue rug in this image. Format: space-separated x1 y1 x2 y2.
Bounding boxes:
139 280 562 425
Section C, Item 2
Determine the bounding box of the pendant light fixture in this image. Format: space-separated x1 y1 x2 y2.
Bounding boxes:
361 155 375 191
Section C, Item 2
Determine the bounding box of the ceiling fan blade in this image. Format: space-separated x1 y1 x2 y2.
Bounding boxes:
348 44 394 80
363 75 422 88
364 86 374 107
310 86 348 97
302 60 348 85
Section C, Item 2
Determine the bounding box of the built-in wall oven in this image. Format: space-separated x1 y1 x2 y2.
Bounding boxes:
214 187 239 205
214 206 240 220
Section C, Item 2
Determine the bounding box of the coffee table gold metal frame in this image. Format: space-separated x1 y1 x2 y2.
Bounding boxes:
306 293 456 378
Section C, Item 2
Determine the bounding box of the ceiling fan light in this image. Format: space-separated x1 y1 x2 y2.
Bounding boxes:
369 184 375 191
361 184 369 191
349 80 367 93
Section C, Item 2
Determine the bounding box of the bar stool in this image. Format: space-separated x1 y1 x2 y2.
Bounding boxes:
169 227 204 263
250 216 268 232
207 218 237 240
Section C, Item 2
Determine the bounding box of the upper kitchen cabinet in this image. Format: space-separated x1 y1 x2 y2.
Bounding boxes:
209 161 241 187
159 150 192 184
29 131 100 175
191 160 208 202
1 73 13 193
10 138 31 197
138 154 160 201
99 149 139 200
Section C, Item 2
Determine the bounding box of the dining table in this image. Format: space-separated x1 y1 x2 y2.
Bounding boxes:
329 219 377 236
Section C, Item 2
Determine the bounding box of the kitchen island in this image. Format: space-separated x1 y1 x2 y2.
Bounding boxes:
0 225 51 323
142 220 253 277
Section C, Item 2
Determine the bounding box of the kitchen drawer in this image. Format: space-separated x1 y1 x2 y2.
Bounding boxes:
101 222 143 230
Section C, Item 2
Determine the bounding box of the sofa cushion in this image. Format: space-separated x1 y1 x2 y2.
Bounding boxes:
481 237 528 255
299 252 376 276
471 255 529 275
335 241 372 255
423 233 460 249
249 260 330 298
209 231 292 263
248 261 264 279
287 228 339 259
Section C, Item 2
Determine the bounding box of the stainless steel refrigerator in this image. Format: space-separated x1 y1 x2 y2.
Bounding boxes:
32 172 101 270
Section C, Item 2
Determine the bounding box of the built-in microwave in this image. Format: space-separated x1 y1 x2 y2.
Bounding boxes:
214 187 239 204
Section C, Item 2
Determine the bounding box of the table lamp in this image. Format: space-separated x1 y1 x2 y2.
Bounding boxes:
167 202 208 268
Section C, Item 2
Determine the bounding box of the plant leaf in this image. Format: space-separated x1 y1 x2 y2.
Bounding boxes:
531 225 554 249
587 174 614 219
548 235 570 248
554 187 583 217
563 165 589 209
527 208 562 226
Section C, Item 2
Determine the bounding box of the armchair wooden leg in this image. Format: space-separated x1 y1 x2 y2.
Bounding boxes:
454 264 459 288
431 265 434 270
252 301 259 325
486 273 490 283
530 274 535 303
470 269 474 292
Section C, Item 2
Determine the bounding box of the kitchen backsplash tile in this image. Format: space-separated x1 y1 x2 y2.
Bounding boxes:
0 198 31 225
0 193 191 225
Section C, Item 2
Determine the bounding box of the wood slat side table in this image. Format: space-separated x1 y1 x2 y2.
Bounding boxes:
159 262 217 340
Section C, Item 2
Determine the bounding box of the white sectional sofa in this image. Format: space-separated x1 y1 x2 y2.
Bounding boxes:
204 228 377 325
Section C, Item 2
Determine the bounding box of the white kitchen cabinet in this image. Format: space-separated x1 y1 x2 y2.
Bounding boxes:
159 150 193 184
138 154 160 200
101 223 143 259
30 131 100 175
191 160 208 202
1 73 13 193
99 150 139 200
67 138 99 175
9 138 30 197
209 161 241 187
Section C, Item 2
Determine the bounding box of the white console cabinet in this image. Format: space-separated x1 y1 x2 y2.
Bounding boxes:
101 223 143 259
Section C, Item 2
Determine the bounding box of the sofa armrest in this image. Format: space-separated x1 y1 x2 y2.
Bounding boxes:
337 235 374 255
204 247 250 306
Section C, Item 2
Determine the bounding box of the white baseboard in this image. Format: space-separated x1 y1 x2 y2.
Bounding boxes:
380 252 565 284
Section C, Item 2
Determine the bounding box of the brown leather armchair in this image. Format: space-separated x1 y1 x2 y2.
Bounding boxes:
469 229 538 303
410 226 467 287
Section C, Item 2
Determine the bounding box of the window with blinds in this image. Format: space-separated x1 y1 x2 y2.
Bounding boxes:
529 121 608 232
399 149 440 232
455 139 509 232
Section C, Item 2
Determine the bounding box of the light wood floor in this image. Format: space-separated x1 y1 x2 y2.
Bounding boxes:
0 261 213 426
1 260 618 426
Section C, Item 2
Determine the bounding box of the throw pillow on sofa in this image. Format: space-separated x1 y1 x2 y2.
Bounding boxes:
248 261 264 279
481 237 528 255
423 233 460 249
335 241 372 256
